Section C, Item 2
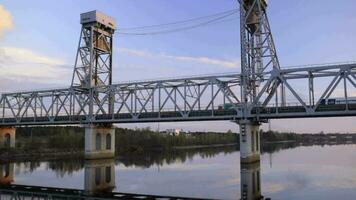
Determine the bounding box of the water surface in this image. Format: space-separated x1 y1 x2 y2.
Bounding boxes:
2 144 356 199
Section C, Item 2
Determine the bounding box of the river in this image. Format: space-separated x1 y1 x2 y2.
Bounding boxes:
1 143 356 199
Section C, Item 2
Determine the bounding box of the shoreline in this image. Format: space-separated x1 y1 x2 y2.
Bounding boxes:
173 143 237 150
2 141 355 163
0 143 236 162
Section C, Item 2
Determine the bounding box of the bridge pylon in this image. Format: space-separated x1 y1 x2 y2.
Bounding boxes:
71 10 117 159
85 124 115 159
237 120 261 164
238 0 283 163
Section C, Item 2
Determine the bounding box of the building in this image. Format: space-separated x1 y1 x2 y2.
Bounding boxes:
165 129 182 136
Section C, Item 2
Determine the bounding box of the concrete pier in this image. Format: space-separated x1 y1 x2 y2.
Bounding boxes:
84 159 115 195
238 120 261 164
0 127 16 148
85 125 115 159
240 162 262 200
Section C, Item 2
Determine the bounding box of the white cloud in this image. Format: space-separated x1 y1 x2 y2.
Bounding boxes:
118 48 151 57
118 47 240 68
0 47 71 85
0 5 14 37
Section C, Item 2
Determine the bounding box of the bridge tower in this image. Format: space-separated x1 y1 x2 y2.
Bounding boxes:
72 10 117 159
238 0 283 163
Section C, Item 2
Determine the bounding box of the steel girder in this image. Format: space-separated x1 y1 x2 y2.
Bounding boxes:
0 73 241 126
0 63 355 126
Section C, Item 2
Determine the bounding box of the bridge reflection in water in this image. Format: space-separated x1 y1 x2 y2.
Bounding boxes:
0 160 213 200
0 159 270 200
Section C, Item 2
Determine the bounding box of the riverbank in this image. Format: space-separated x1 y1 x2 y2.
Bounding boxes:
3 126 356 163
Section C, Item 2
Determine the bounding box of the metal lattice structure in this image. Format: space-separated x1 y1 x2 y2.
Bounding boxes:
0 5 355 127
0 63 355 126
71 10 115 89
239 0 285 115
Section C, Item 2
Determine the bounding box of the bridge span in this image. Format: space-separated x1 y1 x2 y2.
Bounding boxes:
0 0 355 165
1 63 355 126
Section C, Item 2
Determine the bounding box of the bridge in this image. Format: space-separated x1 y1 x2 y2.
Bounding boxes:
0 0 355 167
1 63 355 126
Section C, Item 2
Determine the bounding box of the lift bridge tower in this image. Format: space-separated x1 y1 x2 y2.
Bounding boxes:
238 0 285 163
72 11 117 159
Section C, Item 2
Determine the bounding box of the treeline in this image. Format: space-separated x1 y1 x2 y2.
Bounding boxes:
16 126 84 151
260 130 356 143
14 126 238 154
12 126 356 156
116 127 237 154
261 130 300 142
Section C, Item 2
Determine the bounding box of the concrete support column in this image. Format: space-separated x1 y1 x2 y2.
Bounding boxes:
85 124 115 159
240 162 262 200
84 159 116 195
0 127 16 149
238 120 261 164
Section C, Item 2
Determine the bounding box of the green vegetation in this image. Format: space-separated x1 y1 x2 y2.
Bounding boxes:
3 126 354 160
13 126 237 155
116 127 237 154
16 126 84 151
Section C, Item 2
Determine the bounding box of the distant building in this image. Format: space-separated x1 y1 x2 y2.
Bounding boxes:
165 129 182 136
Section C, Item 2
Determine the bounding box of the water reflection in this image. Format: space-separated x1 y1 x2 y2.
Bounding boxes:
1 142 356 199
241 162 262 200
84 159 116 195
0 163 14 185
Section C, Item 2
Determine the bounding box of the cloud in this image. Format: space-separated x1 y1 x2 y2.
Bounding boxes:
0 5 14 37
263 183 286 193
118 47 240 68
118 48 151 57
0 47 71 86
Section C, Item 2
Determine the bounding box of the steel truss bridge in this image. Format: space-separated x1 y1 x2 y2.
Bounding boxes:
0 2 355 127
1 62 355 126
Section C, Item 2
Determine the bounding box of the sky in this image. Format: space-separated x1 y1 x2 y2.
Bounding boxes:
0 0 356 133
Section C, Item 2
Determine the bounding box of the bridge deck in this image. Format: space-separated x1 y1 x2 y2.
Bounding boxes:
1 104 355 126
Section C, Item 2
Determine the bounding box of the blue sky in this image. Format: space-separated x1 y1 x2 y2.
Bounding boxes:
0 0 356 133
